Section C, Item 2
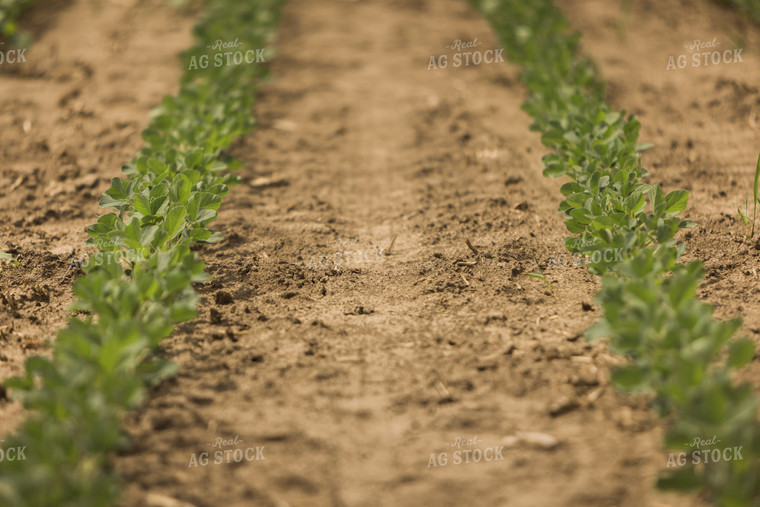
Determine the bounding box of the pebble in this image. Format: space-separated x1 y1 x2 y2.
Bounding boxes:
519 432 559 450
548 396 579 417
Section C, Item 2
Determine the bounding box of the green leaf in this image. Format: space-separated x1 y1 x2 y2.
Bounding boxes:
657 467 701 492
625 192 646 215
648 185 665 215
100 177 131 210
147 158 166 174
124 217 141 242
611 366 645 389
738 207 751 226
203 231 223 244
139 226 158 247
196 208 217 224
569 208 592 224
0 252 17 265
171 174 192 204
188 228 212 242
565 192 588 207
170 304 197 323
526 272 547 282
542 164 565 178
728 338 755 368
140 215 164 226
541 128 565 147
198 192 223 211
560 182 584 196
585 320 609 342
664 190 689 216
164 204 188 241
592 216 616 230
133 190 152 216
564 219 587 234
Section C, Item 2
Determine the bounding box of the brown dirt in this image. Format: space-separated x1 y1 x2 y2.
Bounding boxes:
0 0 758 506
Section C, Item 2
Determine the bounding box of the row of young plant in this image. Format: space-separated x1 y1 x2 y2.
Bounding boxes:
722 0 760 25
473 0 760 504
0 0 37 44
0 0 281 505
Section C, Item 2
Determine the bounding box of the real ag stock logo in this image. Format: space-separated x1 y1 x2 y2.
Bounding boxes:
666 435 743 468
0 42 27 65
427 37 505 71
187 38 266 71
188 435 265 468
427 436 505 468
666 38 744 70
0 441 27 463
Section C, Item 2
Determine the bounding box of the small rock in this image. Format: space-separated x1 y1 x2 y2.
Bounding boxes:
501 435 519 448
49 245 75 257
616 407 636 429
548 396 579 417
517 431 560 450
587 387 604 403
570 367 599 386
145 493 197 507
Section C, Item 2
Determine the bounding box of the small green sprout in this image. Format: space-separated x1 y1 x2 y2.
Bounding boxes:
526 250 553 292
736 151 760 238
0 251 18 265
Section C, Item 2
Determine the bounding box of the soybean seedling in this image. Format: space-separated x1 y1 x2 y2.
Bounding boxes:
737 151 760 238
526 249 553 292
0 252 17 265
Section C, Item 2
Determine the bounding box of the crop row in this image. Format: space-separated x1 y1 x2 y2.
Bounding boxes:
473 0 759 504
0 0 37 43
0 0 282 505
722 0 760 24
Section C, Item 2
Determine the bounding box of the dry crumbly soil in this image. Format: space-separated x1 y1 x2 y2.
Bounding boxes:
0 0 759 506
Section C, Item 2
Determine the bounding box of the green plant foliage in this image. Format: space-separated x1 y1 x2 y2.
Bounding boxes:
0 0 37 43
0 0 282 505
735 152 759 238
526 249 553 291
0 251 17 265
473 0 760 504
722 0 760 25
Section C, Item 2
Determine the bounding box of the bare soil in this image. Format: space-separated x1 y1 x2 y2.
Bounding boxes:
1 0 759 506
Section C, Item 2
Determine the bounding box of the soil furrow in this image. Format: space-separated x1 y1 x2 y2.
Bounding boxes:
116 1 704 505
